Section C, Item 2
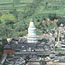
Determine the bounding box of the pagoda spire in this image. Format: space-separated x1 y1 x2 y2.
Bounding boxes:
27 20 38 43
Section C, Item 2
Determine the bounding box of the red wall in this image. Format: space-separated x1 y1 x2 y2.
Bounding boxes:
3 50 15 56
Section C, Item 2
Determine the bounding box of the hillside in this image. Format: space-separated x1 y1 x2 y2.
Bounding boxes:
0 0 65 38
0 0 65 15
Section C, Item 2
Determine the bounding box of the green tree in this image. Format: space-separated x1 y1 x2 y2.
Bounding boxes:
9 8 18 22
0 14 16 29
0 24 13 38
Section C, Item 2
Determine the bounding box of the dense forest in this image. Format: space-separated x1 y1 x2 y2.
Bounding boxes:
0 0 65 39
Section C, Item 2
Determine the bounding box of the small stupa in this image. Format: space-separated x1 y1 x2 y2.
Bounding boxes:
27 20 38 43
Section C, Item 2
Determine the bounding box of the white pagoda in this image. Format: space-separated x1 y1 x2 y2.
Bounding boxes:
27 20 38 43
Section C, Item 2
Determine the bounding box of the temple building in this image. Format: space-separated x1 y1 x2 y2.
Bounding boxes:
55 24 65 49
27 20 38 44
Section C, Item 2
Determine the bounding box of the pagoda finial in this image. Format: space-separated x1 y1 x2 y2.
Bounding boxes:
31 18 34 22
29 19 35 28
